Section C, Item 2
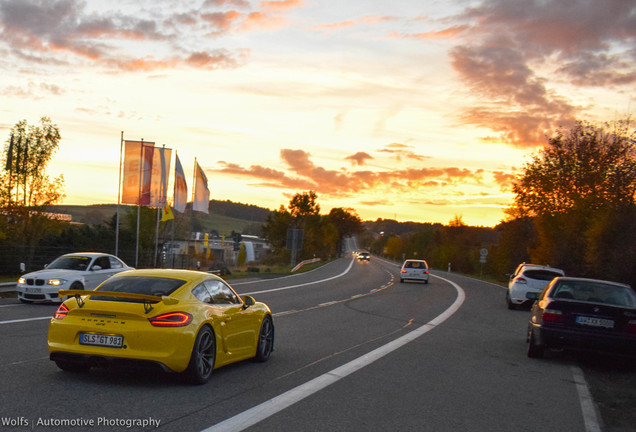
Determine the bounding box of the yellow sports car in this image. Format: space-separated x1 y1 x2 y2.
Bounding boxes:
48 269 274 384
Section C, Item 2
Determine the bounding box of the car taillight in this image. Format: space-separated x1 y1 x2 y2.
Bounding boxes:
542 308 563 323
148 312 192 327
627 320 636 334
424 270 429 274
514 277 527 284
401 269 407 273
54 304 69 319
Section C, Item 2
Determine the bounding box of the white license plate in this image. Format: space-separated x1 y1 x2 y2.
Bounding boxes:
576 316 614 329
80 333 123 348
25 288 42 293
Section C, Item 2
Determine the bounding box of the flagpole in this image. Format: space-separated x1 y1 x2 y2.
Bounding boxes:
115 131 123 257
191 158 198 269
153 144 166 268
135 139 144 268
171 151 178 269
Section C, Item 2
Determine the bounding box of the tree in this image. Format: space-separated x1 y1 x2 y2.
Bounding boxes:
506 118 636 284
1 118 65 270
510 119 636 217
289 190 320 222
326 208 363 256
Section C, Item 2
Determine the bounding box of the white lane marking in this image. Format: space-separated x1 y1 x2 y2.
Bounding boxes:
571 366 603 432
202 274 465 432
243 258 355 296
0 316 51 325
0 304 24 308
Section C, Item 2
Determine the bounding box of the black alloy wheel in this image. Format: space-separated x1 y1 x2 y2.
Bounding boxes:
186 326 216 384
255 316 274 362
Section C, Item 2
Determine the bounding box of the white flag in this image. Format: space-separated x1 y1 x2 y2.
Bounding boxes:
173 154 187 213
193 160 210 213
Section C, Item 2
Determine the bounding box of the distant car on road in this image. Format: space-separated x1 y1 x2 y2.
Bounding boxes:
527 277 636 359
400 259 429 284
357 251 370 261
507 263 564 309
17 252 132 303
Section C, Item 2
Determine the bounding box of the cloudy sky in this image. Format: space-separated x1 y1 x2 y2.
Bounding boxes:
1 0 634 226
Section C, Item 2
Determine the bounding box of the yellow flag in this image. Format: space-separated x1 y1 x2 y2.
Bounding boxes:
161 205 174 222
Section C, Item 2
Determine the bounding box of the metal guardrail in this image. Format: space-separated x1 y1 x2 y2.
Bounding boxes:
0 282 17 293
291 258 321 272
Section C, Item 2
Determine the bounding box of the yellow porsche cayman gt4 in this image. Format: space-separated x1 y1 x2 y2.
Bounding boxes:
48 269 274 384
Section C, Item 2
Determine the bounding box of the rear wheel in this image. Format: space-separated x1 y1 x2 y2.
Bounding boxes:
186 326 216 384
255 316 274 362
506 292 516 310
527 331 544 359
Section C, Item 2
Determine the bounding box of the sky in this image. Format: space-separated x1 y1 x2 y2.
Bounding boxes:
1 0 635 227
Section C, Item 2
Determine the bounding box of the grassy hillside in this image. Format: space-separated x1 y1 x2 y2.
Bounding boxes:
49 202 271 237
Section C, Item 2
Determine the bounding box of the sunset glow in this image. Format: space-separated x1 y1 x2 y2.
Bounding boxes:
1 0 634 226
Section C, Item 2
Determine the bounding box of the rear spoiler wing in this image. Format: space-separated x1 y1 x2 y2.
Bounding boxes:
58 290 179 314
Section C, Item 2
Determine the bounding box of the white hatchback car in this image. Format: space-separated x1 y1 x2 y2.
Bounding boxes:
400 259 430 284
17 252 133 303
506 263 564 309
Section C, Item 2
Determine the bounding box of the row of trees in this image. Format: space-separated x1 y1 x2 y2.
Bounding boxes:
357 119 636 288
261 191 363 264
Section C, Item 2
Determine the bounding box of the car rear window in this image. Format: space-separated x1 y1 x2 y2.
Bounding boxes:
523 269 562 281
552 281 636 307
404 261 427 269
92 276 186 302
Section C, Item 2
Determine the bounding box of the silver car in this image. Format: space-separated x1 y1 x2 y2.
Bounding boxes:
400 259 430 284
17 253 133 303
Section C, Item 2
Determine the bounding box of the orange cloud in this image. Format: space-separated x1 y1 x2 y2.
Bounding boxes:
259 0 304 12
386 25 470 40
345 152 374 166
313 15 397 32
215 149 484 198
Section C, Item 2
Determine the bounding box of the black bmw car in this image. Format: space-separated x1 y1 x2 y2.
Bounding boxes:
527 277 636 358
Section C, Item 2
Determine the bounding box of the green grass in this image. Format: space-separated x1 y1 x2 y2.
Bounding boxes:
225 260 326 280
0 275 19 283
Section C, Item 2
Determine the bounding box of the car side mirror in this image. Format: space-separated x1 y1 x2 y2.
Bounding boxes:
242 295 255 308
91 265 102 271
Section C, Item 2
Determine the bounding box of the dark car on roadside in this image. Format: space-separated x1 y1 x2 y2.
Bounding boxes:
526 277 636 359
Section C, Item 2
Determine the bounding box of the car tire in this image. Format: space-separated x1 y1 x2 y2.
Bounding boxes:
400 278 405 283
70 281 84 291
506 292 516 310
19 299 33 304
527 331 544 359
54 358 90 373
255 315 274 362
424 279 429 284
186 326 216 385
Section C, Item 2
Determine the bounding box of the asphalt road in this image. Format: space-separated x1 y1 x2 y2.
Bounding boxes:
0 254 634 432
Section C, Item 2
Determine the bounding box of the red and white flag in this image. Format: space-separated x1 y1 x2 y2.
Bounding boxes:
173 154 187 213
149 146 172 207
192 160 210 213
122 140 154 205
